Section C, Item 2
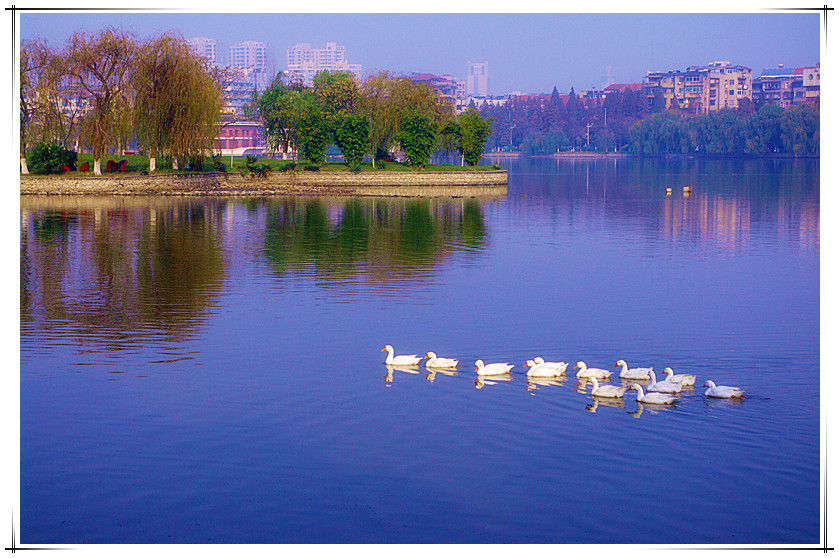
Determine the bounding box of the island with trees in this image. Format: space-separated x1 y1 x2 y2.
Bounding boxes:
20 27 504 197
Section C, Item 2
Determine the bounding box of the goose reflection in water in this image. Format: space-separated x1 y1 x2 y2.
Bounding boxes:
425 368 458 383
586 397 626 413
383 364 422 384
474 375 513 389
702 395 746 408
525 377 566 392
627 401 677 418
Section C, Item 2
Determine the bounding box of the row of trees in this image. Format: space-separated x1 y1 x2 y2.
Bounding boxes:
21 27 495 175
628 103 820 155
252 70 492 169
477 86 650 155
474 85 819 156
21 28 231 175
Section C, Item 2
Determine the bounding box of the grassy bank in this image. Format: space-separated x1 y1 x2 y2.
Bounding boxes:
58 154 502 176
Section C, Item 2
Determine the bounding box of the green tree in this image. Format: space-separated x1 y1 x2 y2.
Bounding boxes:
296 91 330 163
360 73 453 167
256 74 305 157
398 113 437 168
313 70 361 131
444 109 493 165
334 114 369 168
780 104 819 154
651 88 666 114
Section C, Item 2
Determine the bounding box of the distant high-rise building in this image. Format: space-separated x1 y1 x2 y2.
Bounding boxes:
187 37 217 65
287 42 362 88
467 61 488 97
229 41 266 71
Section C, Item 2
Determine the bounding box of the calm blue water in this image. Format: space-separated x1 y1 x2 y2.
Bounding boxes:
20 157 820 544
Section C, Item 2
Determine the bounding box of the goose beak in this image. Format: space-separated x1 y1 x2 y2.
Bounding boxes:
573 364 580 369
381 347 387 352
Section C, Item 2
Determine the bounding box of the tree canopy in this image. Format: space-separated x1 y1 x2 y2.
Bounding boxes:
252 70 492 168
22 28 226 174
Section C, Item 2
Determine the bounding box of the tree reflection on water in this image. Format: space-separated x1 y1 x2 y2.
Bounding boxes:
20 195 489 345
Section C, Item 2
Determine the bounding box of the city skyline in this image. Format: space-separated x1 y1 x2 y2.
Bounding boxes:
18 10 822 96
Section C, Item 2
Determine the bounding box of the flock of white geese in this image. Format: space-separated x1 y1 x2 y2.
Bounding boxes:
382 345 745 402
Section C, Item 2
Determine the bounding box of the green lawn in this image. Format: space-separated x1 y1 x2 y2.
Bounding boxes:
64 154 502 175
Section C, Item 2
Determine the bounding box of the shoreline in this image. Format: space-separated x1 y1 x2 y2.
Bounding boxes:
20 170 508 198
483 152 819 160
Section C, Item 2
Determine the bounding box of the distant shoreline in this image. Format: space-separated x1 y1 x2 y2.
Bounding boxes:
482 152 819 160
20 170 508 198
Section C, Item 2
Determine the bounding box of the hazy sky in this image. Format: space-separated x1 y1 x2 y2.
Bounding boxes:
19 9 822 95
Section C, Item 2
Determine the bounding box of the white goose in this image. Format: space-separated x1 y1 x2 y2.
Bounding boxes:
703 380 745 399
475 360 513 376
587 377 627 398
647 369 683 393
628 383 677 405
382 345 421 366
574 361 613 379
614 359 653 380
524 357 568 377
661 367 696 387
425 352 458 369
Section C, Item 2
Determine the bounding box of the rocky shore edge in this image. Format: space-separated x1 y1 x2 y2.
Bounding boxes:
20 170 508 198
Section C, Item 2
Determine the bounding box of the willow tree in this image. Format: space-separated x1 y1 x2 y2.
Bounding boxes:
360 71 399 168
360 73 453 167
64 28 136 175
134 32 222 172
20 38 54 173
170 59 223 170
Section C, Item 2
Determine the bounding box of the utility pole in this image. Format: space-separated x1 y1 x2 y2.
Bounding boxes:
586 122 593 147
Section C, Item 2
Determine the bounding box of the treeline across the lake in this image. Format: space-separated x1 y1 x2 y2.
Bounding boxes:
628 104 819 155
476 86 820 156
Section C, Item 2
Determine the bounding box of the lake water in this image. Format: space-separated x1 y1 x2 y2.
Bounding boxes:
19 156 821 545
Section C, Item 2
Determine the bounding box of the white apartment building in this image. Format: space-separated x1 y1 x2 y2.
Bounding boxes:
286 42 362 88
187 37 217 65
229 41 266 71
467 61 488 97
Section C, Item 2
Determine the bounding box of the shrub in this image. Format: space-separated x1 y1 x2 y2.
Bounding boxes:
188 154 207 172
303 164 320 172
211 154 227 172
245 155 271 177
27 142 77 174
277 161 297 173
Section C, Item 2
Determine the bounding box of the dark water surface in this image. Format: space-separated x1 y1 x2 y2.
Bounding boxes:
20 157 820 544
